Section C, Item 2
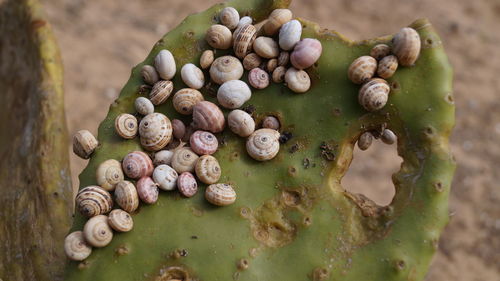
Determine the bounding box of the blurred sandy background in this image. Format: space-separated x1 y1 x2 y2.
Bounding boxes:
40 0 499 280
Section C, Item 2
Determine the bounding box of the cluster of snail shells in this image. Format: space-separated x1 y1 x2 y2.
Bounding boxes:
357 127 398 151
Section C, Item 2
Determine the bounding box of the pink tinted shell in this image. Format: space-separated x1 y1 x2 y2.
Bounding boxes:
172 119 186 140
248 68 269 89
136 176 159 204
177 172 198 197
290 38 322 69
122 151 154 179
190 130 218 155
192 101 225 133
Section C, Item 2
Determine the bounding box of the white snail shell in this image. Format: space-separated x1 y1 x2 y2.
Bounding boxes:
358 78 390 112
141 64 159 85
209 55 244 84
149 80 174 105
122 151 154 179
248 68 270 89
153 164 178 191
263 9 292 36
262 116 280 130
348 56 377 84
237 16 252 28
73 130 98 159
195 155 221 184
290 38 322 69
83 215 113 248
114 181 139 213
192 101 225 133
64 231 92 261
136 176 159 204
253 37 279 59
285 68 311 93
279 20 302 51
200 50 215 69
75 186 113 218
177 172 198 198
227 109 255 137
153 149 174 166
205 183 236 206
139 113 172 151
233 24 257 59
172 88 204 115
114 113 138 139
217 80 251 109
181 63 205 89
190 130 219 155
108 209 134 232
219 7 240 30
134 97 154 115
206 24 233 49
246 128 280 161
393 27 421 66
154 50 176 80
171 147 199 174
96 159 124 191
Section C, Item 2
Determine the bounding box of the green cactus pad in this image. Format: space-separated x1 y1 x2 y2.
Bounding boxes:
65 0 455 280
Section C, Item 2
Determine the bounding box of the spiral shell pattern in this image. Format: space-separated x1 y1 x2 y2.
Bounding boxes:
64 231 92 261
377 55 398 79
233 24 256 59
195 155 221 184
246 128 281 161
153 164 179 191
285 68 311 93
172 88 204 115
209 56 244 84
205 24 232 49
171 147 199 174
140 64 159 85
262 116 280 130
192 101 225 133
150 80 174 105
358 78 390 112
96 159 124 191
248 68 269 89
219 7 239 29
348 56 377 84
205 183 237 206
114 113 138 139
83 215 113 248
122 151 154 179
177 172 198 198
75 186 113 218
227 109 255 137
242 53 262 70
217 80 251 109
139 113 172 151
108 209 134 232
190 130 218 155
137 176 159 204
114 181 139 213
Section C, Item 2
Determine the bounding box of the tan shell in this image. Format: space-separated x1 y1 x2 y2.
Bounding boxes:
154 50 176 80
209 55 244 84
73 130 98 159
228 109 255 137
393 27 421 66
272 66 286 83
253 37 279 59
206 24 232 49
290 38 323 69
219 7 239 30
205 183 236 206
263 9 292 36
171 147 199 174
134 97 154 115
172 88 204 115
381 129 397 144
141 65 159 85
177 172 198 197
278 51 289 66
114 181 139 213
153 164 178 190
285 68 311 93
114 113 138 139
96 159 124 191
150 80 174 105
248 68 269 89
217 80 251 109
357 132 373 151
172 119 186 140
64 231 92 261
108 209 134 232
279 20 302 51
370 44 391 60
348 56 378 84
83 215 113 248
246 128 280 161
192 101 226 133
153 150 174 166
243 53 262 71
377 55 399 79
266 59 278 73
75 186 113 218
200 50 214 69
262 116 280 130
139 113 172 151
181 63 205 89
195 155 221 184
233 24 257 59
122 151 154 179
358 78 390 112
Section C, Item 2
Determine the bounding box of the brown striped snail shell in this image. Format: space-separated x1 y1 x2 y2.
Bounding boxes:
171 147 199 174
243 53 262 71
393 27 421 66
122 151 154 179
253 37 279 59
134 97 154 115
154 50 176 80
233 24 257 59
192 101 225 133
190 130 218 155
139 113 172 151
108 209 134 232
96 159 124 191
73 130 98 159
290 38 322 69
262 116 280 130
181 63 205 90
153 164 179 191
263 9 292 36
217 80 251 109
205 183 236 206
370 44 391 61
357 132 373 151
206 24 232 49
285 68 311 93
75 186 113 218
278 51 289 66
248 68 270 89
272 66 286 83
209 55 244 84
83 215 113 248
377 55 399 79
381 129 397 145
172 88 204 115
114 113 138 139
114 181 139 213
153 149 174 166
348 56 378 84
141 64 159 85
150 80 174 106
136 176 159 204
246 128 280 161
64 231 92 261
200 50 214 69
266 58 278 73
279 20 302 51
195 155 221 184
172 119 186 140
227 109 255 137
177 172 198 198
358 78 390 112
219 7 239 30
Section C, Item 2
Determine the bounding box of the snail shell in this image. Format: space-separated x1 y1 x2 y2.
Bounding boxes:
134 97 154 115
73 130 98 159
279 20 302 51
393 27 421 66
83 215 113 248
96 159 124 191
139 113 172 151
246 128 280 161
377 55 398 79
172 119 186 140
114 181 139 213
253 37 279 59
262 116 280 130
357 132 373 151
290 38 323 69
219 7 239 30
150 80 174 106
370 44 391 61
227 109 255 137
237 16 252 28
205 183 236 206
154 50 176 80
233 24 257 59
153 164 179 190
209 55 244 84
122 151 154 179
171 148 199 174
278 51 289 66
141 65 159 85
272 66 286 83
190 130 218 155
248 68 270 89
243 53 262 71
381 129 397 144
108 209 134 232
200 50 214 69
266 59 278 73
348 56 377 84
177 172 198 198
263 9 292 36
172 88 204 115
358 78 390 112
153 149 174 166
75 186 113 218
181 63 205 89
195 155 221 184
285 68 311 93
114 113 138 139
217 80 251 109
136 176 159 204
64 231 92 261
206 24 232 49
192 101 225 133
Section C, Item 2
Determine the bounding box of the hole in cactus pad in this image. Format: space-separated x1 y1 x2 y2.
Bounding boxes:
341 140 401 206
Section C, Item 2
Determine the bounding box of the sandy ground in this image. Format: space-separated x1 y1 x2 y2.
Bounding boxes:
40 0 500 280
